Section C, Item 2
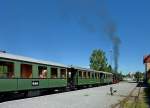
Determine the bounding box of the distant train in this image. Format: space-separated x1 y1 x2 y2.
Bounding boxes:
0 52 113 97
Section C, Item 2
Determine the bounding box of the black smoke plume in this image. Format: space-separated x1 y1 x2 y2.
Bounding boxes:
59 0 121 72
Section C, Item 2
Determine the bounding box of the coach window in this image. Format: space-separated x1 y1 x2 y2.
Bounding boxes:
0 61 14 78
110 75 112 78
60 69 66 78
83 71 86 78
104 74 106 79
51 67 58 78
98 73 101 78
98 73 100 79
79 71 82 78
95 73 97 79
21 64 32 78
105 74 107 79
107 75 109 79
103 74 105 79
39 66 47 78
87 72 90 78
97 73 99 78
92 73 94 78
96 73 98 79
100 73 103 79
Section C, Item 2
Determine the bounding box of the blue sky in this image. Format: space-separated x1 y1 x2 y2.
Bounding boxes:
0 0 150 74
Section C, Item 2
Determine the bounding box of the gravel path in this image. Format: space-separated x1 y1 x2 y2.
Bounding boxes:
0 82 137 108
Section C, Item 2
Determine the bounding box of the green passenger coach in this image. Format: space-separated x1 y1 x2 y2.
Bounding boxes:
0 52 68 95
68 66 113 88
0 52 113 97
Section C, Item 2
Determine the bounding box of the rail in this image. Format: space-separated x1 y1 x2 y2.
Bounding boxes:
111 82 142 108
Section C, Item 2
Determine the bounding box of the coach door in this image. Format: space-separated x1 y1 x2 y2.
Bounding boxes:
67 68 77 89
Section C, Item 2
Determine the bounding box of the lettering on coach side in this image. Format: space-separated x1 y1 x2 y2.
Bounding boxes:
32 81 39 86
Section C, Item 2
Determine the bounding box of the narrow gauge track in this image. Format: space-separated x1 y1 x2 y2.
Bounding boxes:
135 84 141 108
111 82 142 108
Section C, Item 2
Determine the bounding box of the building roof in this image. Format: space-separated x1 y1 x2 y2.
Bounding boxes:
143 55 150 63
0 52 68 67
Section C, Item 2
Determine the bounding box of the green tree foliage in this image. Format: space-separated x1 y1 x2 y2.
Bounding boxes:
106 65 113 73
90 49 109 71
134 71 144 82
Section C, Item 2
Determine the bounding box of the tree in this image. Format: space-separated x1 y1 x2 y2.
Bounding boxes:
134 71 144 82
106 65 113 73
90 49 108 71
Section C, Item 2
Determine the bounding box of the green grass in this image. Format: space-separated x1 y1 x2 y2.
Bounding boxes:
118 87 150 108
147 79 150 86
122 99 149 108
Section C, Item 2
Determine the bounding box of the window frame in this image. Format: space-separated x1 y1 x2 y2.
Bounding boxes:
0 60 14 79
60 68 67 79
51 67 58 79
38 65 48 79
21 63 33 78
78 71 82 78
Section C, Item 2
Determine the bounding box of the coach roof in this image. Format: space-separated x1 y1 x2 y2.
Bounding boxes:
0 52 68 67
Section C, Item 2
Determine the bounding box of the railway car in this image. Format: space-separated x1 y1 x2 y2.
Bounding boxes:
101 71 113 84
67 66 113 89
0 52 113 97
67 66 100 89
0 52 69 96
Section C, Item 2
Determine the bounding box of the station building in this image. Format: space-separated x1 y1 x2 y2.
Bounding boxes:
143 55 150 81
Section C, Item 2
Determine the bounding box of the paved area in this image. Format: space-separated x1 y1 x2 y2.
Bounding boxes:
0 82 137 108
